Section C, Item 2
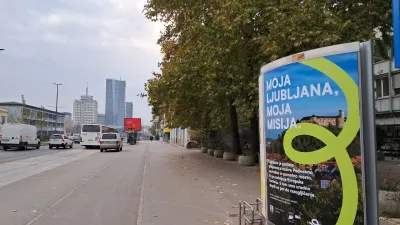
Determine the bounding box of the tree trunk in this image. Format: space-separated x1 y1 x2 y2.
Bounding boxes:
229 98 241 154
250 109 260 156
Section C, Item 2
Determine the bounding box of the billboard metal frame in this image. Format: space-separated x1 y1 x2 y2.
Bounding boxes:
258 41 378 224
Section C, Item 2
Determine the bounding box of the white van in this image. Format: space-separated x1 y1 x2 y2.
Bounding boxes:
0 123 40 150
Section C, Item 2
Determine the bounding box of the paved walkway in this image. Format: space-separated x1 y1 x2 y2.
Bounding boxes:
142 142 260 225
162 142 399 225
381 218 400 225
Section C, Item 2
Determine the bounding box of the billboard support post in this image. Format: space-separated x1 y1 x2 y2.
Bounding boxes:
359 41 379 225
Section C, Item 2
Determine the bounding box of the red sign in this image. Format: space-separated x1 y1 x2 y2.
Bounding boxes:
124 118 142 131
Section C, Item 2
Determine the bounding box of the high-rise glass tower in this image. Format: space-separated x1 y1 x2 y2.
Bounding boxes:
126 102 133 118
105 79 126 126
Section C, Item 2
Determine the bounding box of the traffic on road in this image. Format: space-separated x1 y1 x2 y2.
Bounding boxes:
0 141 190 225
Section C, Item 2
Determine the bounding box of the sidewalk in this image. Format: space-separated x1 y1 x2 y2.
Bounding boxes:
142 142 260 225
142 142 398 225
381 218 400 225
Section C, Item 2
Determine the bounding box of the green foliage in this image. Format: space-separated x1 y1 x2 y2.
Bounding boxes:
37 106 48 132
16 95 32 125
148 124 157 135
143 0 392 143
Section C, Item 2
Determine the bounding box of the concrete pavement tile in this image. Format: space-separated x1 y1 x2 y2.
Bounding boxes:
141 142 260 225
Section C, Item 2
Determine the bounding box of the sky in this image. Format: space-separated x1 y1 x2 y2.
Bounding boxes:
0 0 164 126
263 52 359 139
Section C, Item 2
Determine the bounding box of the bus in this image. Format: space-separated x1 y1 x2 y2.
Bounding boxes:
80 124 117 149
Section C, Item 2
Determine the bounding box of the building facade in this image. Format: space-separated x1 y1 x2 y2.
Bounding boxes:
300 110 345 128
73 87 98 126
170 127 191 147
0 107 8 130
0 102 65 135
62 112 73 133
97 113 106 125
374 59 400 141
126 102 133 118
105 79 126 126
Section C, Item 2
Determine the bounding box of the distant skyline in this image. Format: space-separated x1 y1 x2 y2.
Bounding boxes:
126 102 133 118
105 79 126 127
97 113 106 125
0 0 163 126
73 86 98 126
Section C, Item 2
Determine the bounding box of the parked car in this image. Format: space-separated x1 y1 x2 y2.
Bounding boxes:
100 133 123 152
0 123 40 150
49 134 73 149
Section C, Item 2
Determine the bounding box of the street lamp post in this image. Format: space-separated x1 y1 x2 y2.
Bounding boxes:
53 83 62 134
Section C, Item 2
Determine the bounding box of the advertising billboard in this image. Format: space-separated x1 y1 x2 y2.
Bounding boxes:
259 42 378 225
124 118 141 131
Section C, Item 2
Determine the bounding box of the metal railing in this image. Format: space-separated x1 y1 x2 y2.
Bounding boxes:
239 198 263 225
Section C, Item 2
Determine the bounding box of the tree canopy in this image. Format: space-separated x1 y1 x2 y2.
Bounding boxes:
143 0 393 152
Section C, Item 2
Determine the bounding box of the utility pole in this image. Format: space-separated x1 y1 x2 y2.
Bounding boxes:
53 83 62 134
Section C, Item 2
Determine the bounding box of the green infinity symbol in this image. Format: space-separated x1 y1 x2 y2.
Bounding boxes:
283 57 360 225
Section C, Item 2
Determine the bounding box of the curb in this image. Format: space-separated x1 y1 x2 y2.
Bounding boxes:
380 217 400 225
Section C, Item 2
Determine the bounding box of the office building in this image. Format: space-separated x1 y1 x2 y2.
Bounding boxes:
126 102 133 118
374 59 400 143
62 112 73 133
0 102 65 135
97 113 106 125
105 79 126 126
73 86 98 126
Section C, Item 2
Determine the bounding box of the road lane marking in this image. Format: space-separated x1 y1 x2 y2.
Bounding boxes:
25 156 119 225
136 143 149 225
0 150 97 188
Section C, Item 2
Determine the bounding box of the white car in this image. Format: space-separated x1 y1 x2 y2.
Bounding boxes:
100 133 123 152
0 123 40 150
49 134 73 149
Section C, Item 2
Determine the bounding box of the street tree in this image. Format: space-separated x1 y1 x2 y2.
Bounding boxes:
37 106 48 138
16 95 32 125
143 0 393 156
144 0 245 153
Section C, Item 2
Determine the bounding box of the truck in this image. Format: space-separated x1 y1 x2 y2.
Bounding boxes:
124 118 142 145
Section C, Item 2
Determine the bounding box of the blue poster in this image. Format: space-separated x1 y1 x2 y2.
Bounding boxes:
263 52 363 225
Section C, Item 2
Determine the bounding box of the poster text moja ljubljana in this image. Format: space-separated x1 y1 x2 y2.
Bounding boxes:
265 74 339 130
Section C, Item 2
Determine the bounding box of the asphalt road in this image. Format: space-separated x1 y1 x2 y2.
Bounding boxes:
0 141 237 225
0 144 85 164
0 142 145 225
